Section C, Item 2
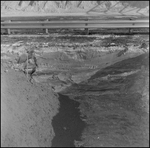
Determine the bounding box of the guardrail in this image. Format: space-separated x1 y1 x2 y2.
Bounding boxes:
1 15 149 35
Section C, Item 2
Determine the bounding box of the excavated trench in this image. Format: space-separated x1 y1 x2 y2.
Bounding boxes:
1 34 149 147
51 53 149 147
52 94 85 147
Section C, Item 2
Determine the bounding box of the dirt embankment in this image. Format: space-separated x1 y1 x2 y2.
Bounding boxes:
1 64 59 147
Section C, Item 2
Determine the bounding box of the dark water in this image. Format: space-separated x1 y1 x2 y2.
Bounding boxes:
52 94 85 147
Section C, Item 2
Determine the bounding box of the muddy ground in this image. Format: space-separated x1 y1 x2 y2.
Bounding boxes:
1 33 149 147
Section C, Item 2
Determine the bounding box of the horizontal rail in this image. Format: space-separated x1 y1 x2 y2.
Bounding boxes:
0 16 110 21
1 22 149 29
1 15 149 35
1 20 149 25
1 15 149 21
1 25 148 29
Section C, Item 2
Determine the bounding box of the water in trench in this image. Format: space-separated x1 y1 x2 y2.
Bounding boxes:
52 94 85 147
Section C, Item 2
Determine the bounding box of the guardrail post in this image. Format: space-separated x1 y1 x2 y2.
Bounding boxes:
129 28 132 34
45 19 49 34
84 19 89 35
7 20 11 34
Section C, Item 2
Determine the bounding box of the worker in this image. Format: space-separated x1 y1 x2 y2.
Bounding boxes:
17 50 36 64
17 49 38 83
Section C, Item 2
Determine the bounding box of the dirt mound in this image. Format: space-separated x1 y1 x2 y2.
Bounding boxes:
1 65 59 147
